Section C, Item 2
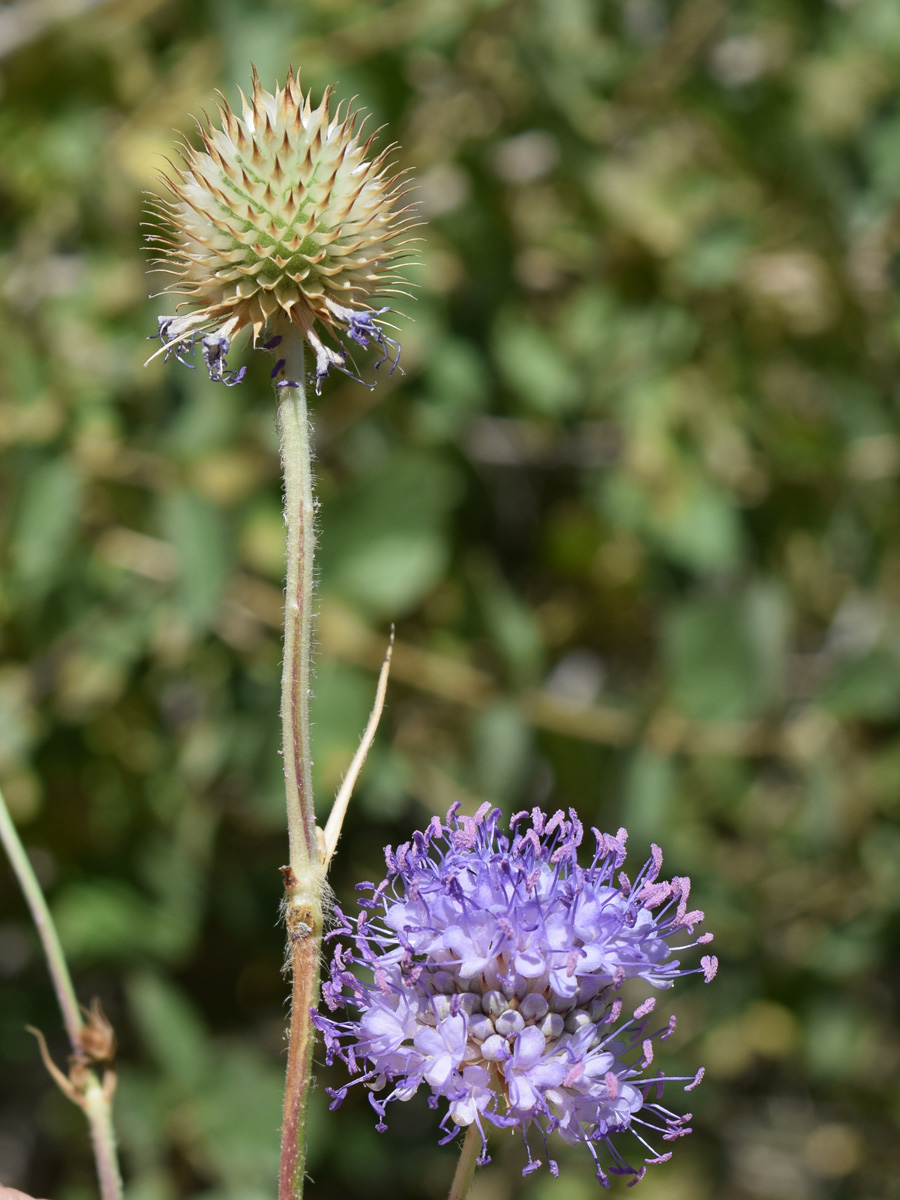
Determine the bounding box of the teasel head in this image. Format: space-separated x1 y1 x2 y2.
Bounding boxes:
146 67 418 393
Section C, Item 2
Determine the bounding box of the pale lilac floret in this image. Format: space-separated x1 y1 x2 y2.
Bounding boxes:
313 804 716 1185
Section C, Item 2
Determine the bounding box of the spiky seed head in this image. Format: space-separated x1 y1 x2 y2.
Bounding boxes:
146 67 417 392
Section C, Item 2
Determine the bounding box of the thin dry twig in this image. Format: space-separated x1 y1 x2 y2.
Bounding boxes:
25 1027 78 1103
322 629 395 869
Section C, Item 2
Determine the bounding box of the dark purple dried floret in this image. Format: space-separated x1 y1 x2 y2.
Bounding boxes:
332 303 402 374
149 305 402 394
200 334 246 387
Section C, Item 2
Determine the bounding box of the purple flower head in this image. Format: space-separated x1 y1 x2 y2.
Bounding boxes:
314 804 716 1186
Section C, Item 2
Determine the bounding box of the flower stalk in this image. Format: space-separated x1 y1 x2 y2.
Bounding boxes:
277 326 317 876
448 1124 483 1200
146 68 416 1200
275 324 326 1200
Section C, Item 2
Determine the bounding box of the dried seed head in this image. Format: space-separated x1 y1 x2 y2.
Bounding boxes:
146 67 417 392
78 997 116 1064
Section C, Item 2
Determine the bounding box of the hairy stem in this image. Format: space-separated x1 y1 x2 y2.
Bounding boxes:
276 327 326 1200
278 331 317 877
448 1124 483 1200
0 784 124 1200
280 909 322 1200
83 1075 124 1200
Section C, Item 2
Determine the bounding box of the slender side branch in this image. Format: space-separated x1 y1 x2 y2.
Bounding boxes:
0 784 123 1200
322 628 394 869
0 787 81 1047
276 327 326 1200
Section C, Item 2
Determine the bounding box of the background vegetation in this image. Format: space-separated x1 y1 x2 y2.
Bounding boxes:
2 0 900 1197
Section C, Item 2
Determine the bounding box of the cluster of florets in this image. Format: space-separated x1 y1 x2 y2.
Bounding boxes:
314 804 717 1186
146 68 415 394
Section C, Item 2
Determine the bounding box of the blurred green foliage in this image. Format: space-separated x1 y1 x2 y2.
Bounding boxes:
2 0 900 1198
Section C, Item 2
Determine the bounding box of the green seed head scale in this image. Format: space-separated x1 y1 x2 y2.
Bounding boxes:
147 68 417 388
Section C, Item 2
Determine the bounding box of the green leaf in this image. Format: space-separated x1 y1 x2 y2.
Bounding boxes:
652 476 743 573
127 971 211 1091
470 555 544 686
471 703 532 803
191 1045 282 1189
676 223 754 290
10 459 82 599
318 450 462 616
803 999 874 1082
624 749 674 843
416 339 488 441
493 311 581 416
53 880 157 962
820 647 900 719
164 376 241 455
159 489 232 631
664 594 771 721
603 472 743 574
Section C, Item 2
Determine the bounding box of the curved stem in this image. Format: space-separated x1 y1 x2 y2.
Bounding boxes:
275 326 326 1200
0 785 124 1200
448 1124 483 1200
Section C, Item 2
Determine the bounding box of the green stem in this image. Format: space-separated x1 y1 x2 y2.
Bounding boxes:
83 1074 124 1200
278 330 317 876
275 326 326 1200
0 784 124 1200
448 1124 483 1200
0 786 81 1046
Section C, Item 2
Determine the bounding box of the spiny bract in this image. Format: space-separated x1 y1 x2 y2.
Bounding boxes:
146 67 417 392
